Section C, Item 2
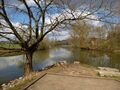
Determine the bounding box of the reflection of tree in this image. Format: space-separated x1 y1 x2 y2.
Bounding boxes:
15 50 50 73
71 48 120 69
107 25 120 50
17 61 25 70
84 51 110 67
17 55 25 69
107 53 120 69
71 49 89 62
17 50 50 70
33 50 50 64
88 51 103 57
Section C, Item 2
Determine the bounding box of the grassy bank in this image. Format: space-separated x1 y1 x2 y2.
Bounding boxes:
0 40 50 56
0 43 21 49
0 50 23 56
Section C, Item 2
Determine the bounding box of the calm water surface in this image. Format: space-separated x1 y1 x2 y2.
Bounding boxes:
0 47 120 84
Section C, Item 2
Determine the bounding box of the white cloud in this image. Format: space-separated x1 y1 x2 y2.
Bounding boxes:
9 1 103 27
12 22 28 29
45 9 103 26
45 9 103 40
26 0 36 6
14 0 36 9
48 30 70 41
0 20 28 31
0 21 29 41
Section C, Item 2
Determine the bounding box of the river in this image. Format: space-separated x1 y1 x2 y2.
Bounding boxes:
0 47 120 85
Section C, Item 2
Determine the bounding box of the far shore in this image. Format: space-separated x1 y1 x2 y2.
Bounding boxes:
0 49 23 56
0 46 120 57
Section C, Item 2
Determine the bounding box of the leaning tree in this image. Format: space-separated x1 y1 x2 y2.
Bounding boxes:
0 0 117 75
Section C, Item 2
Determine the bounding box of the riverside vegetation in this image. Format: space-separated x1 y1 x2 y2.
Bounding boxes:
70 23 120 52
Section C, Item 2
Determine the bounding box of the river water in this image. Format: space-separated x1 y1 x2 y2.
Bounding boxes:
0 47 120 85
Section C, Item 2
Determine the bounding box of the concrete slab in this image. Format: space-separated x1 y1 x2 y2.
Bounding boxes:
27 74 120 90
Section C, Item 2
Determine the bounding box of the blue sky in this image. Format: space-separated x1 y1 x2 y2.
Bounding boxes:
4 0 120 25
6 0 119 24
1 0 120 41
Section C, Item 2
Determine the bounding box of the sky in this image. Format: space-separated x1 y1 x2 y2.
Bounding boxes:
1 0 120 41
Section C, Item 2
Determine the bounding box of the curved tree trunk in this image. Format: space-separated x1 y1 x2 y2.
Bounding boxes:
24 51 33 76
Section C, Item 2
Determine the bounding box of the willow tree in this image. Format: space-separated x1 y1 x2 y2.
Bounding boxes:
0 0 115 75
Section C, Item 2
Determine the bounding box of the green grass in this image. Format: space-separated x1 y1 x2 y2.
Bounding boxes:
0 43 21 49
0 43 22 56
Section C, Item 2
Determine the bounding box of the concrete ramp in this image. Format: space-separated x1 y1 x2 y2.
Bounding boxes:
27 74 120 90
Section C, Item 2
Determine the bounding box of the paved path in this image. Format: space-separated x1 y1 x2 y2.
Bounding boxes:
26 74 120 90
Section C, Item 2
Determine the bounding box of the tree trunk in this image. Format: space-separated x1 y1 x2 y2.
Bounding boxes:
24 51 33 76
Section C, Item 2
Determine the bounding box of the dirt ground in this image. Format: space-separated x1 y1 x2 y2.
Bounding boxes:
26 64 120 90
55 64 97 77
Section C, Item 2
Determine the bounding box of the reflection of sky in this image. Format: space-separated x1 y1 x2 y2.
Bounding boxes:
0 55 24 84
49 48 72 58
0 65 23 83
0 55 24 70
5 48 71 71
33 48 72 70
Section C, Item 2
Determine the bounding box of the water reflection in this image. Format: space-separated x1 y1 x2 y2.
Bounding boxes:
0 55 24 84
0 47 120 85
0 55 24 69
71 49 120 69
33 48 72 70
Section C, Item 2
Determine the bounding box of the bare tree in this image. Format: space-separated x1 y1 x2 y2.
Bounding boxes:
0 0 116 75
107 25 120 50
70 22 91 48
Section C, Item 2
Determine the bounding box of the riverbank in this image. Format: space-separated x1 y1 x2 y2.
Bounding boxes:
0 49 23 56
2 61 120 90
72 46 120 53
